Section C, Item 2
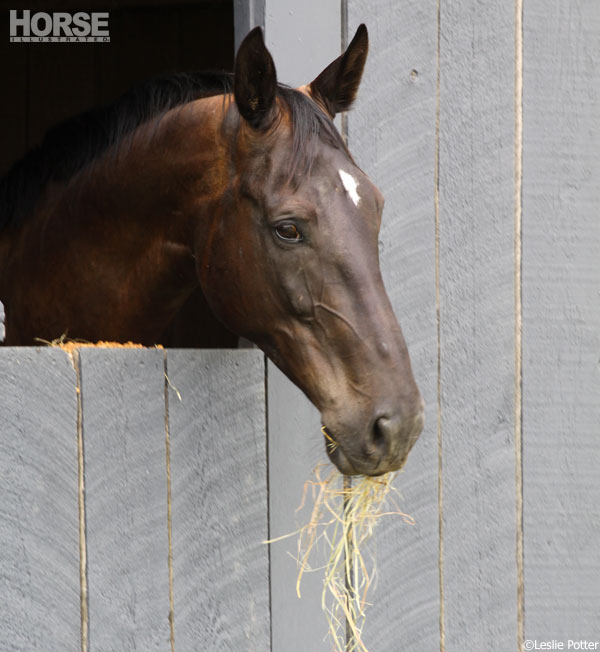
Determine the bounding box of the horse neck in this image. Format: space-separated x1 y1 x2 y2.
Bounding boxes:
2 96 232 344
86 94 232 248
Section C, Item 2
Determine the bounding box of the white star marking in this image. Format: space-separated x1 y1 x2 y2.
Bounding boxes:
339 169 360 207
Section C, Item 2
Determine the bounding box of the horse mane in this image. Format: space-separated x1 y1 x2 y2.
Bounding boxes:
0 71 346 231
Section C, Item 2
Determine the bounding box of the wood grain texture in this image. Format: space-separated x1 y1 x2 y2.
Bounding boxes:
0 348 79 651
522 0 600 639
267 362 331 652
345 2 440 649
167 350 269 651
438 2 519 650
234 0 264 51
79 348 170 651
263 7 343 651
265 0 341 87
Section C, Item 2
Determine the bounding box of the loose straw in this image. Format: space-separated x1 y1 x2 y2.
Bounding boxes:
268 464 415 652
344 474 354 651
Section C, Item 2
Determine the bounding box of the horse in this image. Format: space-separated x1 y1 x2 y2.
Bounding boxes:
0 25 424 476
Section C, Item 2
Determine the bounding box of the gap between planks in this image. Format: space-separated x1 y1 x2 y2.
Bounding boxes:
70 349 89 652
164 352 176 652
264 355 274 652
434 0 445 650
513 0 525 647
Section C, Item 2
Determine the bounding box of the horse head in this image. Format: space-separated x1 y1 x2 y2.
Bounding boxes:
198 26 424 476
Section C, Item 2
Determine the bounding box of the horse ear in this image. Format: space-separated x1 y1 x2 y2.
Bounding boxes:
309 24 368 118
234 27 277 130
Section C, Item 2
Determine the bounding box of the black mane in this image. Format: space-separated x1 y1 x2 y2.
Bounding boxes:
0 71 346 230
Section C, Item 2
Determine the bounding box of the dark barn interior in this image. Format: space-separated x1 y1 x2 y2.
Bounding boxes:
0 1 234 177
0 1 235 347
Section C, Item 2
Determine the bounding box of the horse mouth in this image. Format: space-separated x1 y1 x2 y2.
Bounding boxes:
321 425 387 477
321 425 339 454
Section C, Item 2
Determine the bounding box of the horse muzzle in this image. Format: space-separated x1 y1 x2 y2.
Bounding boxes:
323 401 425 476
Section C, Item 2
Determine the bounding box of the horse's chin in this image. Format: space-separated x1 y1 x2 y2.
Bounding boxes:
326 444 359 476
325 440 389 477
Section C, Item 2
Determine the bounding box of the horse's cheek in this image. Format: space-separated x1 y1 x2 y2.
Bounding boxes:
199 240 266 336
273 263 313 320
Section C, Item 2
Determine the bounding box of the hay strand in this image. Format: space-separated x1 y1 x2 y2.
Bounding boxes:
268 464 415 652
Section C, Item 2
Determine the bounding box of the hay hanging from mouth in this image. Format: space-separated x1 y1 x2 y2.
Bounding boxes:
268 464 414 652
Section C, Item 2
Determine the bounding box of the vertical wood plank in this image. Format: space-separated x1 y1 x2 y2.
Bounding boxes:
438 2 519 649
522 0 600 639
234 0 264 50
265 0 340 88
0 348 79 651
168 350 269 651
80 348 170 651
267 362 330 652
263 6 342 650
346 2 440 649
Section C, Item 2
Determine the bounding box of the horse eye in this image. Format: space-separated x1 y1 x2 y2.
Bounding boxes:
274 222 303 243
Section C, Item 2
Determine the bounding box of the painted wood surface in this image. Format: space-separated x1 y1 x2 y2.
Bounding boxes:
263 6 342 651
234 0 264 50
167 349 270 651
1 2 599 650
267 362 330 652
437 2 519 650
522 0 600 640
346 1 440 650
0 348 80 651
79 348 171 651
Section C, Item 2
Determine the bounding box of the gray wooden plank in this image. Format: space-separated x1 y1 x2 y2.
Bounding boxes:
234 0 264 51
437 2 519 650
265 0 341 88
522 0 600 640
346 3 440 650
80 348 170 651
168 349 269 651
267 362 331 652
263 7 343 651
0 348 79 651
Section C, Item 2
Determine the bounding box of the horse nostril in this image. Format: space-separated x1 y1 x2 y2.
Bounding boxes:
368 410 424 459
368 416 391 457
